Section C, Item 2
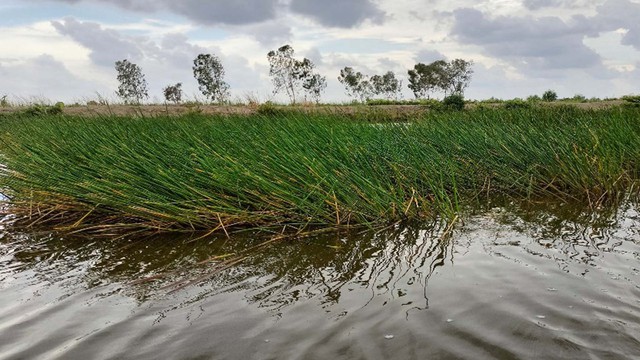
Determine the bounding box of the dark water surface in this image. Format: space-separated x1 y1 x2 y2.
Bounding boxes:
1 202 639 359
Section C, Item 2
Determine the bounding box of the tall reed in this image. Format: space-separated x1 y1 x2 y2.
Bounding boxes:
1 106 638 233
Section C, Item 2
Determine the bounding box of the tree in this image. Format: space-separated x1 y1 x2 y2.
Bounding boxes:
542 90 558 102
115 59 148 104
408 59 473 97
407 60 448 99
338 67 373 102
267 45 324 103
193 54 230 103
163 83 183 104
443 59 473 96
303 73 327 103
371 71 402 100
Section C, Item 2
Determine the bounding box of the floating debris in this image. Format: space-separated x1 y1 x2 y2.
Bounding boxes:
446 319 454 323
384 335 395 340
536 315 546 319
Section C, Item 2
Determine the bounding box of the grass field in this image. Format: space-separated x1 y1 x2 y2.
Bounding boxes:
1 106 639 234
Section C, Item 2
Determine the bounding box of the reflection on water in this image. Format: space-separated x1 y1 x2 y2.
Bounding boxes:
0 201 639 359
167 221 457 317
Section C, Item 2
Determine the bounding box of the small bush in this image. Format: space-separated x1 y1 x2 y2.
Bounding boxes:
479 97 504 104
442 94 465 111
542 90 558 102
422 99 444 111
504 98 531 110
572 94 587 103
22 103 64 116
527 95 541 103
257 101 283 116
622 95 640 108
1 95 8 107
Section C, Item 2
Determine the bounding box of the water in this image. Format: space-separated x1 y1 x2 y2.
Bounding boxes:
0 202 639 359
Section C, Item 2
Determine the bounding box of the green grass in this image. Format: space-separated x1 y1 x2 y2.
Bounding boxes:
1 106 639 234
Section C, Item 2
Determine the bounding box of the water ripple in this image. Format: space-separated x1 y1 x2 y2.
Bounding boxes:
0 202 639 359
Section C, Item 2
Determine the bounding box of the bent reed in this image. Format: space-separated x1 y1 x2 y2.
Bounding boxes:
1 106 639 235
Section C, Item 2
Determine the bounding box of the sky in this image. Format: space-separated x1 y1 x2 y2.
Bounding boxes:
1 0 639 103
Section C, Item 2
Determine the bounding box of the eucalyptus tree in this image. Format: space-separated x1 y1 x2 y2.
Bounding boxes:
267 45 325 103
115 59 148 104
337 67 373 102
193 53 230 103
443 59 474 96
408 59 473 98
407 60 448 99
163 83 183 104
303 73 327 103
371 71 402 100
339 68 403 101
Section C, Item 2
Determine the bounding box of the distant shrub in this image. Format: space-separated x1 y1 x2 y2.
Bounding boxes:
442 94 465 111
479 97 504 104
257 101 283 116
622 95 640 108
22 103 64 116
474 103 492 111
572 94 587 103
504 98 531 110
0 95 8 107
86 100 99 106
422 99 444 111
527 95 541 103
542 90 558 102
365 98 442 108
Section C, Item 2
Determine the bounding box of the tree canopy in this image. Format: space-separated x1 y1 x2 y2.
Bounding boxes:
268 45 326 103
193 53 230 103
115 59 149 104
408 59 473 99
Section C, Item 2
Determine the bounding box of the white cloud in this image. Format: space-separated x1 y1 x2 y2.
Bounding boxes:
2 0 640 102
0 54 110 102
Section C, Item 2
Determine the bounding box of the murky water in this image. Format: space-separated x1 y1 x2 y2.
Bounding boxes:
1 202 639 359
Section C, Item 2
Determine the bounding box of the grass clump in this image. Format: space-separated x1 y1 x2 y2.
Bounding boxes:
21 102 64 117
1 107 640 234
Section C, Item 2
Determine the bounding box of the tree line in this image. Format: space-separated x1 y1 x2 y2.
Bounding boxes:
115 44 473 104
